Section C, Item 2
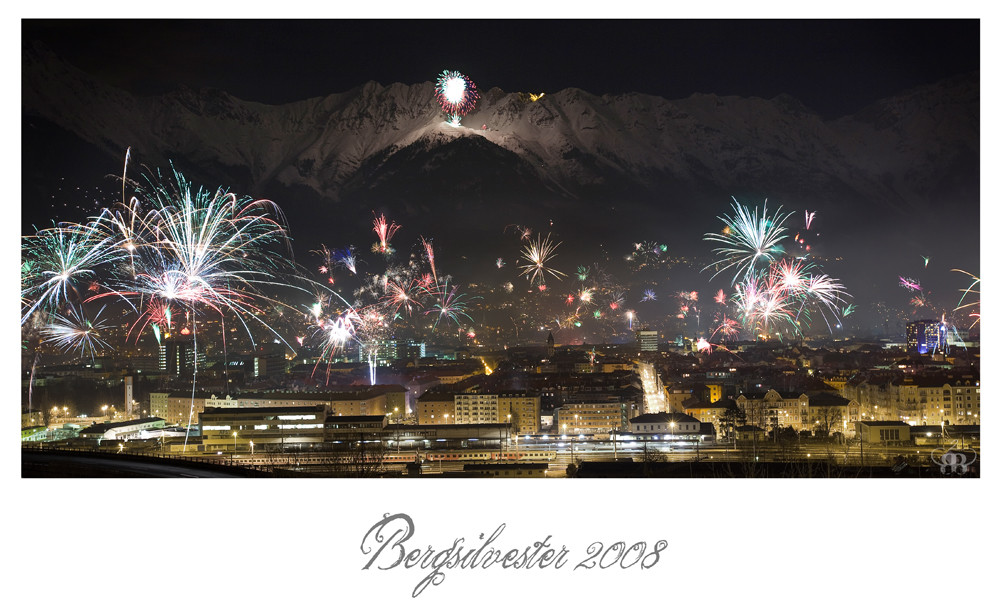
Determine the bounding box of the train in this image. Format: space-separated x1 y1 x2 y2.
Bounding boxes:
422 449 556 462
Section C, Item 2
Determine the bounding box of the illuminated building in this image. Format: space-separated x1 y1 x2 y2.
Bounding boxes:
416 391 457 424
637 330 659 353
157 392 213 426
681 398 735 437
325 415 389 440
736 390 809 432
79 417 167 441
252 343 288 379
906 319 946 354
628 412 700 439
149 392 169 421
150 386 408 426
554 402 628 435
843 373 980 426
157 337 204 376
855 421 911 444
452 392 541 434
806 392 860 436
199 405 327 451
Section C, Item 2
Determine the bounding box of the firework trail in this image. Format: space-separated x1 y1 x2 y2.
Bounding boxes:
312 244 334 275
804 210 816 230
421 236 438 286
504 224 533 241
607 288 626 310
314 244 356 277
676 291 701 327
952 269 980 328
372 213 400 255
333 247 357 274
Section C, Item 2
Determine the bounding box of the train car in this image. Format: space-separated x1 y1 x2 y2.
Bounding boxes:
382 452 419 463
424 450 496 462
492 450 557 461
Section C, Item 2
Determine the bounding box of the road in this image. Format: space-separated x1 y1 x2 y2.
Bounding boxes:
638 361 666 413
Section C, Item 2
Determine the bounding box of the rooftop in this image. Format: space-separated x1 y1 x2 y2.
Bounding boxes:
630 412 698 424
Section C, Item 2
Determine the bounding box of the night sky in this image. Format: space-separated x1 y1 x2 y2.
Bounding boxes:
19 18 982 336
23 19 979 118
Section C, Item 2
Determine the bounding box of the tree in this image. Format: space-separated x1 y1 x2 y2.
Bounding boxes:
341 432 387 478
719 406 746 441
812 406 843 438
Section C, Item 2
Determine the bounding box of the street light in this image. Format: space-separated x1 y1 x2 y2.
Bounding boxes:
232 431 238 460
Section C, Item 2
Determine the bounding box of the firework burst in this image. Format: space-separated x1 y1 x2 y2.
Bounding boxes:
40 304 112 361
703 199 790 284
518 233 567 286
899 276 922 292
426 280 475 329
21 222 121 324
434 70 480 126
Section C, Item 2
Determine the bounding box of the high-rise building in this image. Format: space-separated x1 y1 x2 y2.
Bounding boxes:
253 343 288 380
637 330 659 353
906 320 946 354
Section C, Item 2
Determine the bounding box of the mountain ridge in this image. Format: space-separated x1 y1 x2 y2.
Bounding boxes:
22 41 979 262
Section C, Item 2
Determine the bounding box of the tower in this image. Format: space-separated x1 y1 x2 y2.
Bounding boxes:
124 374 134 415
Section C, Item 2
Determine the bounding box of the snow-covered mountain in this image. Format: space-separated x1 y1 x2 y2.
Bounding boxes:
22 41 978 257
